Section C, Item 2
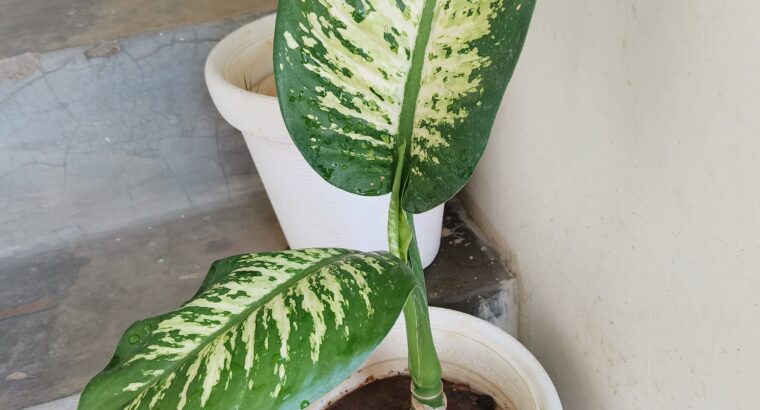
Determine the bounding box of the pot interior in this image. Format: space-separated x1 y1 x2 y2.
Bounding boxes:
223 33 275 97
347 360 519 410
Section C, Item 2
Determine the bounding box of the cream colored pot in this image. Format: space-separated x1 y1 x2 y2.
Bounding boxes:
205 14 443 267
310 307 562 410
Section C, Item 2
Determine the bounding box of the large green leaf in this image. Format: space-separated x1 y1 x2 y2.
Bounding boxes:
79 249 415 410
274 0 535 213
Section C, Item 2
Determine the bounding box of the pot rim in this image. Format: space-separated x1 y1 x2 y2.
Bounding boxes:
312 307 561 410
427 307 559 407
205 13 277 103
205 14 282 137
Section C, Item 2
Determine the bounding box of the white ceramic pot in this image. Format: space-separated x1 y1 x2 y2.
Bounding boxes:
310 307 562 410
205 14 444 267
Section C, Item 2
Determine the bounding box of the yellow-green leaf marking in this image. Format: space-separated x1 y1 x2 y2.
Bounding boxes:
79 249 416 410
275 0 536 212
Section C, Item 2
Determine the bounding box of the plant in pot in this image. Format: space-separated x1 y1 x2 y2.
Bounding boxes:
79 0 558 409
204 16 445 270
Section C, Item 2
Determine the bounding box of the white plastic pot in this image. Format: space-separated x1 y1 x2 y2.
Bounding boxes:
205 14 444 267
310 307 562 410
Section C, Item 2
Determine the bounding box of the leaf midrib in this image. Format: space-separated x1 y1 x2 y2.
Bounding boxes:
115 250 356 404
395 0 437 185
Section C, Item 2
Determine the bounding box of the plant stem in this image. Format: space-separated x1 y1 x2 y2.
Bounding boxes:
388 146 446 409
402 217 446 409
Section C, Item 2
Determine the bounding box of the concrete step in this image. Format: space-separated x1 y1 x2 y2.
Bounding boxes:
427 198 518 336
0 0 275 59
1 12 517 410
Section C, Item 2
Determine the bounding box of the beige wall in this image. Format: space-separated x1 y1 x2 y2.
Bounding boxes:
466 1 760 409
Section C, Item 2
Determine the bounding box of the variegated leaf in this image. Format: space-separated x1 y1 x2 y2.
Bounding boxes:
274 0 535 213
79 249 415 410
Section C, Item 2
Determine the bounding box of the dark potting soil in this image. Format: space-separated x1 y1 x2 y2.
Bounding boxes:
326 375 497 410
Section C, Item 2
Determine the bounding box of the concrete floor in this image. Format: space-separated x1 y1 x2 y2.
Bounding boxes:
0 189 287 409
0 16 264 259
0 193 515 409
0 0 276 59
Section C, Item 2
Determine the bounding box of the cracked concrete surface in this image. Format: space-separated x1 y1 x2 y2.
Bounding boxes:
0 16 268 258
0 54 41 82
0 193 288 409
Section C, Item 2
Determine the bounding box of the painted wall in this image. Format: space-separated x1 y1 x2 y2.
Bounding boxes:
465 1 760 409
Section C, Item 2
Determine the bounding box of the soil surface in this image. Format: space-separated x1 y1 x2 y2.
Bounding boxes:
327 375 497 410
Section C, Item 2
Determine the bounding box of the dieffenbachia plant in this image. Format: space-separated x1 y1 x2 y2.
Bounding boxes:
274 0 534 407
80 0 533 408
